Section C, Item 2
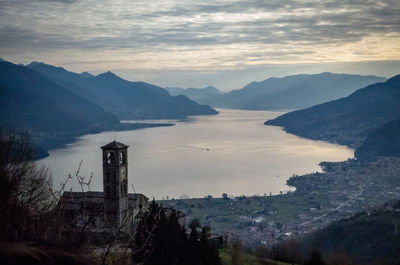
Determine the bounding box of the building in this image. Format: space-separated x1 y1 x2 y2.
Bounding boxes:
60 140 149 234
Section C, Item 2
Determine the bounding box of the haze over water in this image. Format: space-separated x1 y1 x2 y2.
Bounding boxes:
41 109 353 199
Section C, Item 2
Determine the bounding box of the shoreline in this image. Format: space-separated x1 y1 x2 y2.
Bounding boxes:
34 122 175 160
162 156 400 246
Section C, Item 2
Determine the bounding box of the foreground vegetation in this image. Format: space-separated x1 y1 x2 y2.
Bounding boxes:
220 249 292 265
0 132 223 265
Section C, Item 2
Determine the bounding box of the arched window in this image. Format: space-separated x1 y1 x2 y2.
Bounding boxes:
106 151 115 164
119 151 126 164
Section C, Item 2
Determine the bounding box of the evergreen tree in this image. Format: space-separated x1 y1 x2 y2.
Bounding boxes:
305 251 325 265
132 202 221 265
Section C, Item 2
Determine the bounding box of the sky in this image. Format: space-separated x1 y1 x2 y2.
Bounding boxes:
1 0 400 90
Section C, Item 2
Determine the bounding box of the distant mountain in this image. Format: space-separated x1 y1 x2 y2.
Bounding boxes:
27 62 217 119
355 118 400 158
302 200 400 264
0 57 5 61
165 86 225 105
80 71 94 78
211 73 385 110
165 86 186 95
265 75 400 148
0 61 120 155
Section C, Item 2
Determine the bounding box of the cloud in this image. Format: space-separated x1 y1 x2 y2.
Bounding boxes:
0 0 399 71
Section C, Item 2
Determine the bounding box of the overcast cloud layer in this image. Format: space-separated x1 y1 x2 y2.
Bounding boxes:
0 0 400 89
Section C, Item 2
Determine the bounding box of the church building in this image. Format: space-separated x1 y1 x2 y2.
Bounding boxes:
60 140 149 234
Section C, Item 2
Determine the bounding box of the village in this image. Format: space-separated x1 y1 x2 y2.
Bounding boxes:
163 156 400 246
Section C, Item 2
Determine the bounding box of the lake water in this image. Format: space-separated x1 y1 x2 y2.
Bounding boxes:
40 109 353 199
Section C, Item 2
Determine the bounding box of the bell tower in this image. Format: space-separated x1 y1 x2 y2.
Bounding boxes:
101 140 129 228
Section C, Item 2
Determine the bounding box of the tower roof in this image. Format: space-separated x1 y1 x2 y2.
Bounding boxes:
101 140 129 149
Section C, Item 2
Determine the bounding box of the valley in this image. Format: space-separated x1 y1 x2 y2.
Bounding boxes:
163 157 400 247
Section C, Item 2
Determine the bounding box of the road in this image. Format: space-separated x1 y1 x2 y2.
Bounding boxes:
299 188 364 226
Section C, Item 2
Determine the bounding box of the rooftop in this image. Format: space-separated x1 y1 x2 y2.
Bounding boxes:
101 140 129 149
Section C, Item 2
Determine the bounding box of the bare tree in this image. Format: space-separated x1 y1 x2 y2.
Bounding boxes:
0 131 161 265
0 131 55 241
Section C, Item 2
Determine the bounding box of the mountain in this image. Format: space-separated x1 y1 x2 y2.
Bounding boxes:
0 57 5 61
211 73 385 110
0 61 121 155
80 71 94 78
26 62 114 113
26 62 217 120
0 61 119 133
165 86 225 105
265 75 400 148
165 86 186 95
302 201 400 264
0 61 176 158
355 118 400 159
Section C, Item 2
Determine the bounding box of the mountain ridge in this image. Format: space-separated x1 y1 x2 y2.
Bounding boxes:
27 62 218 120
212 72 386 110
0 61 123 157
265 74 400 148
80 71 94 78
165 85 225 105
355 118 400 158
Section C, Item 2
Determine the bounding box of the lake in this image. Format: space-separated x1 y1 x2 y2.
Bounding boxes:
40 109 353 199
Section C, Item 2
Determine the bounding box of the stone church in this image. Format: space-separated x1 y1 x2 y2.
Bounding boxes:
60 140 149 233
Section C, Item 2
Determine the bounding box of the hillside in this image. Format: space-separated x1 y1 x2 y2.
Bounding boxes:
219 250 290 265
0 61 173 158
27 62 218 120
0 61 119 140
165 86 225 105
265 75 400 148
302 200 400 264
355 118 400 158
211 73 385 110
